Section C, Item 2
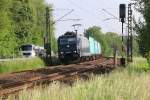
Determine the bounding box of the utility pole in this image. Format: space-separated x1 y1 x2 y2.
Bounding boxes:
45 8 75 65
127 3 133 62
45 7 52 65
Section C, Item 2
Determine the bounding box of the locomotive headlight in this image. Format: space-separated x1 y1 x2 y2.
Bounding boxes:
60 52 64 54
73 51 77 53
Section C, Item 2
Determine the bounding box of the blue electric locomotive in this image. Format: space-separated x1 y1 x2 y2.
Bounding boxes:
58 32 102 63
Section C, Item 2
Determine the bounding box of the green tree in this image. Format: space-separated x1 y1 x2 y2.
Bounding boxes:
86 26 109 56
133 0 150 56
0 0 57 57
133 0 150 65
105 32 122 56
0 0 17 58
11 0 34 44
30 0 46 45
143 0 150 53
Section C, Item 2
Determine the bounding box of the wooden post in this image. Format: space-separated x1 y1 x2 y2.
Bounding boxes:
113 45 117 67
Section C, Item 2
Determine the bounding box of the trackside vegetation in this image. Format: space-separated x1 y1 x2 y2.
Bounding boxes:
0 0 57 58
7 57 150 100
0 57 45 74
133 0 150 66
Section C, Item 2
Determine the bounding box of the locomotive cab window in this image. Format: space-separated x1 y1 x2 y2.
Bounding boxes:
68 38 76 44
60 38 76 44
60 39 68 44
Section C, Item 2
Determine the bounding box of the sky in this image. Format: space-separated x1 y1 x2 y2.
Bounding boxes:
45 0 131 37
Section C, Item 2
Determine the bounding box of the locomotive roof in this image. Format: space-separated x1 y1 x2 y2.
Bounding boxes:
58 32 77 39
64 31 76 36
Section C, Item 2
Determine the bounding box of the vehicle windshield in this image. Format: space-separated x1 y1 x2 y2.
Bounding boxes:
60 38 76 44
21 45 32 51
60 39 68 44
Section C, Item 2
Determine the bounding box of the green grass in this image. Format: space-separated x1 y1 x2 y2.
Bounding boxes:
0 57 45 74
7 57 150 100
127 57 149 73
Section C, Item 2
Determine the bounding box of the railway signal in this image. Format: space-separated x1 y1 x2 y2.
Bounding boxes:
119 4 126 66
119 4 126 22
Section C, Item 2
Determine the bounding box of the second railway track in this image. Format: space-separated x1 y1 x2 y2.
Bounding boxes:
0 57 120 96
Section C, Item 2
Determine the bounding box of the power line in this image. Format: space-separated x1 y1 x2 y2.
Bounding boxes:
54 9 74 24
65 0 100 20
58 18 82 22
103 18 118 21
102 9 118 20
64 0 120 33
65 0 89 12
54 9 74 11
102 8 129 25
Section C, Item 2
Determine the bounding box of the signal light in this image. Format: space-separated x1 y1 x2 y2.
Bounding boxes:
119 4 126 22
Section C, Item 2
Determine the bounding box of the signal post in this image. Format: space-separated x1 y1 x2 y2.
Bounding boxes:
119 4 126 66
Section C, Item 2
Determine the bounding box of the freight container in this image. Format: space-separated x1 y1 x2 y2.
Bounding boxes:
89 36 101 55
77 34 90 57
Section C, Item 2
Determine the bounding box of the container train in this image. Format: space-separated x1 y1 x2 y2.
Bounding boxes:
58 32 102 63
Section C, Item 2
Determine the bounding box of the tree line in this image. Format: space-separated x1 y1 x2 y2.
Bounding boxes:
133 0 150 65
0 0 56 58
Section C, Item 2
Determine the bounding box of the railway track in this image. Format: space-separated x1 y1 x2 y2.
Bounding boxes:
0 57 120 96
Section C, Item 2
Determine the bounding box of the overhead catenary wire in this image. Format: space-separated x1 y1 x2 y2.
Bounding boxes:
65 0 112 32
65 0 90 13
102 8 129 26
53 9 74 24
50 8 74 11
65 0 102 20
58 18 82 22
102 9 118 20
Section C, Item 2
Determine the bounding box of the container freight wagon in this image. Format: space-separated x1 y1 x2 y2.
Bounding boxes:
89 36 101 59
58 32 102 63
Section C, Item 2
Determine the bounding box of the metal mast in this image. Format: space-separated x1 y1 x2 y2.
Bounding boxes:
127 4 133 62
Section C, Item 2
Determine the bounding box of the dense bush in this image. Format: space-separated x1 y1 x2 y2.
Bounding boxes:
146 51 150 67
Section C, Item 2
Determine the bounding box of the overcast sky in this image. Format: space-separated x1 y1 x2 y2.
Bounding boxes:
46 0 131 37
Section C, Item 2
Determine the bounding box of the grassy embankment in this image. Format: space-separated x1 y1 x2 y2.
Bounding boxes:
6 57 150 100
0 57 45 74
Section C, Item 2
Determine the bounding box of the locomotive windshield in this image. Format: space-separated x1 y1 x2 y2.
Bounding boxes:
60 38 76 44
60 39 68 44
